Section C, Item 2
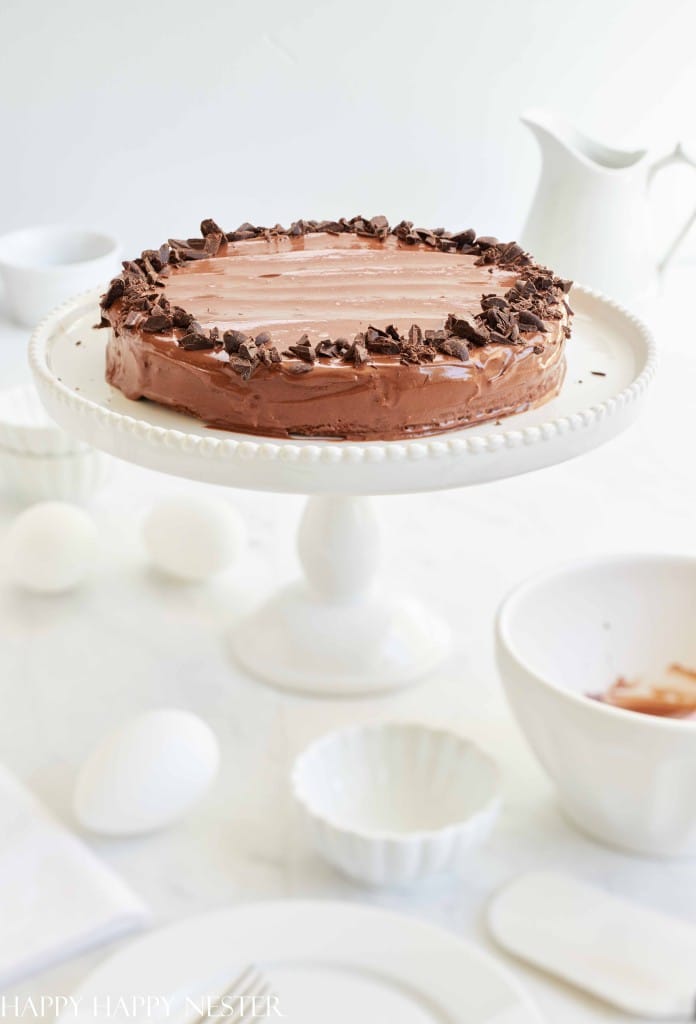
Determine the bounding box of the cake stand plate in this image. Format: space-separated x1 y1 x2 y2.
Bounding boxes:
30 287 655 696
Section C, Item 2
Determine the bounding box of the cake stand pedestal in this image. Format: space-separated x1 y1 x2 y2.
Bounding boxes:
235 495 450 694
30 286 655 696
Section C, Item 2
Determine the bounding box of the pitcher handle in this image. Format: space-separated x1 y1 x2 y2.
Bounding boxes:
648 142 696 273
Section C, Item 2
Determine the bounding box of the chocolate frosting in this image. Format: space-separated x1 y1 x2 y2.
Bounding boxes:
101 217 572 441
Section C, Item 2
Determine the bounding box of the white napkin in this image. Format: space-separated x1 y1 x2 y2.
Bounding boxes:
0 764 150 988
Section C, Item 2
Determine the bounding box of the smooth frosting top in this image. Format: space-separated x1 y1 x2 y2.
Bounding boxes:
163 233 518 350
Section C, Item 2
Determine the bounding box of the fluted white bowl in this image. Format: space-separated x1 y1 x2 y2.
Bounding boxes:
0 385 112 503
292 722 500 886
0 384 88 456
497 553 696 857
0 446 113 504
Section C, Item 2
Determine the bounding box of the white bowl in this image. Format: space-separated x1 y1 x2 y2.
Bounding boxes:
292 722 500 886
0 225 119 327
497 553 696 858
0 447 113 504
0 384 87 456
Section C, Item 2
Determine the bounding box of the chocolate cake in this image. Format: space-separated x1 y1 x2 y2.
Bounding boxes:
100 217 573 441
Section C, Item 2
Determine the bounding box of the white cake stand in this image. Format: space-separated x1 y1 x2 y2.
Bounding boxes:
29 286 656 696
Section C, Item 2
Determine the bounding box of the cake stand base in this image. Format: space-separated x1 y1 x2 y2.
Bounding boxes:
234 496 450 696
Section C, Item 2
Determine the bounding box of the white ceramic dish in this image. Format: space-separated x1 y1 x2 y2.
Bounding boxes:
496 553 696 857
0 226 119 327
0 384 87 456
0 446 112 504
292 722 500 885
0 385 112 503
59 901 542 1024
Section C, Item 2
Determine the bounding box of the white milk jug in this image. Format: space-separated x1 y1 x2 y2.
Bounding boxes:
520 109 696 310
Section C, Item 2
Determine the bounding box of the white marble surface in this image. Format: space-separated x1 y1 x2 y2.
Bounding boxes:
0 270 694 1023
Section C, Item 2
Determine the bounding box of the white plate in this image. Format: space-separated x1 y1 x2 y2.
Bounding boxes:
60 902 541 1024
29 286 655 495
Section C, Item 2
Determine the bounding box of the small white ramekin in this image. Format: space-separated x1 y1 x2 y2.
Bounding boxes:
0 385 112 503
0 384 88 456
497 553 696 858
0 225 119 328
292 722 500 886
0 447 113 504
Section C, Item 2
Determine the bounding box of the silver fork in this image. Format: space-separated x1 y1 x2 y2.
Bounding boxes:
190 966 275 1022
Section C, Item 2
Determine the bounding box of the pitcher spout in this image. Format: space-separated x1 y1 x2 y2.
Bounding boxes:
521 108 646 173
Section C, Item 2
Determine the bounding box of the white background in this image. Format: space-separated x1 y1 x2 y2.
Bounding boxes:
1 2 696 1023
1 0 696 254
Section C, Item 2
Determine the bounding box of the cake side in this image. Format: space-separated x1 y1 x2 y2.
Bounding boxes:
101 217 573 440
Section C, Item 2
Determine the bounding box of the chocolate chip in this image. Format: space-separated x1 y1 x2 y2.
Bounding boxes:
180 333 214 351
239 339 258 361
229 357 255 380
366 336 401 354
517 310 547 333
286 343 315 363
481 294 509 311
225 222 260 242
101 278 125 309
200 218 223 237
142 313 173 333
439 338 469 361
352 342 369 365
203 232 223 257
369 215 389 237
259 345 281 365
223 330 248 354
124 310 143 328
315 339 338 358
445 313 490 346
451 228 476 247
172 306 194 329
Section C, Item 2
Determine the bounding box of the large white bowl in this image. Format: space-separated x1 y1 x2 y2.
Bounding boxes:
292 722 500 886
496 554 696 858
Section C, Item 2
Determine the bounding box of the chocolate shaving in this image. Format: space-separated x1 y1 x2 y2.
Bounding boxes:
180 333 215 351
445 313 490 346
238 339 258 361
286 341 315 363
229 357 255 381
439 338 469 361
142 313 173 333
200 218 223 237
100 278 125 309
172 306 193 329
223 330 248 354
517 310 548 333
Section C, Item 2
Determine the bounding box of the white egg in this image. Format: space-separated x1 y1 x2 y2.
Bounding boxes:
143 495 245 581
74 709 220 837
5 501 98 593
